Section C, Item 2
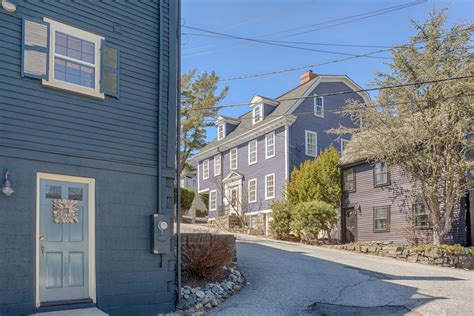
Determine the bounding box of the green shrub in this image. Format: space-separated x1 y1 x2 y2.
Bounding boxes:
286 147 340 207
291 200 338 242
200 192 209 210
269 200 293 240
411 244 474 255
174 187 195 212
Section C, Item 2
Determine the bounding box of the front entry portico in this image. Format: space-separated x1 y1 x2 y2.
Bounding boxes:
222 171 243 216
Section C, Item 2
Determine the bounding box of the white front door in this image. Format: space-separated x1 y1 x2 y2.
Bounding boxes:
36 173 96 306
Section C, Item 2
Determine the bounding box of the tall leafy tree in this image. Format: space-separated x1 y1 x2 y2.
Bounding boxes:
335 9 473 244
180 69 228 171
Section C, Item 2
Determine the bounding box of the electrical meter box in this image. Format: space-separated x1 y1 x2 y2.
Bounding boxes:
151 214 171 254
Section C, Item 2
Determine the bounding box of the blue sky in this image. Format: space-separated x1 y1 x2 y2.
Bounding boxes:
181 0 473 141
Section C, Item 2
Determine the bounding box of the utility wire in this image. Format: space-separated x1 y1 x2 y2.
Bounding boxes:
183 0 426 57
200 93 474 124
183 25 393 60
183 33 403 49
185 75 474 112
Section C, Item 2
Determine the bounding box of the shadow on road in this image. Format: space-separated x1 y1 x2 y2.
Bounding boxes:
219 241 467 315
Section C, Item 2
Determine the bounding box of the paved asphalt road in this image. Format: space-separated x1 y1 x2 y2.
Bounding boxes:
209 236 474 316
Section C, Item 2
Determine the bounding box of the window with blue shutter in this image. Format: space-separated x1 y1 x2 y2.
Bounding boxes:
21 17 50 79
101 40 120 98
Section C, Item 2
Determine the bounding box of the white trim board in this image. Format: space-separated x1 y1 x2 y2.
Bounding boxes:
36 172 96 307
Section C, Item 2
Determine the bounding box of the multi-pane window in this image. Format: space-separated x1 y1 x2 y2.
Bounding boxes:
250 215 258 229
265 174 275 200
374 162 389 186
305 131 317 157
214 155 221 176
340 139 349 153
414 199 429 228
230 148 238 170
248 140 257 165
265 132 275 159
217 124 225 140
374 206 390 232
314 96 324 117
253 104 262 124
343 168 355 192
203 160 209 179
248 179 257 203
54 32 96 88
209 190 217 211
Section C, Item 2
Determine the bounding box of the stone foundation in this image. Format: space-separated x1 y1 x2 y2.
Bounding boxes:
325 242 474 269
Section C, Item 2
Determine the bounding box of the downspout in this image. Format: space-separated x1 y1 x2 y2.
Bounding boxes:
175 0 182 306
340 166 345 243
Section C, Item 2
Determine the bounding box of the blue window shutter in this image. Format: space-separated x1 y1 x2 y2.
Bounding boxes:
100 40 120 98
21 17 50 79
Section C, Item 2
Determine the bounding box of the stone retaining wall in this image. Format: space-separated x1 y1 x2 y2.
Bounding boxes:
325 242 474 269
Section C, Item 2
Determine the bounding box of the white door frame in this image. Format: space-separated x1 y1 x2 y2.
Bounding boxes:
35 172 96 307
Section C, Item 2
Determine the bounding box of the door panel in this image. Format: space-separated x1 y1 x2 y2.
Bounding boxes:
39 179 89 303
345 207 357 243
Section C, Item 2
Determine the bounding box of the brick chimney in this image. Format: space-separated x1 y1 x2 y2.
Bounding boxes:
300 70 317 85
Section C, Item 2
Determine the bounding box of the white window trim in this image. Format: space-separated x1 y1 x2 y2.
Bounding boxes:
265 173 275 200
265 132 275 159
305 130 317 157
248 139 258 165
314 95 324 118
203 159 209 180
209 190 217 211
213 155 221 176
253 104 263 124
43 18 104 99
340 138 349 153
217 124 226 141
248 178 257 203
230 148 238 170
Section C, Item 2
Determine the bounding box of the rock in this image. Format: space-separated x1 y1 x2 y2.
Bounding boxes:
234 285 241 291
426 248 442 259
191 288 196 294
182 289 191 295
184 294 189 299
195 290 205 299
408 254 419 263
360 246 368 253
234 270 241 277
205 303 212 309
367 246 377 253
195 303 203 310
210 298 218 307
184 294 197 307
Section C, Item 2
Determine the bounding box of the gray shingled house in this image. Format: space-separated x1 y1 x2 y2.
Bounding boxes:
194 71 369 234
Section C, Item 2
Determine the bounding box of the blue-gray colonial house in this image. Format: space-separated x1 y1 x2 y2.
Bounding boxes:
339 136 472 245
0 1 178 315
194 71 370 234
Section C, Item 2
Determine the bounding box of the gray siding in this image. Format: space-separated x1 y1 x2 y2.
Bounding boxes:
199 127 286 217
0 0 178 315
342 163 468 244
289 82 362 168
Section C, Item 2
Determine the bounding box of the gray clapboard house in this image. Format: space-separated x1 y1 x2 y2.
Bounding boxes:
339 135 472 245
0 1 178 315
194 71 369 234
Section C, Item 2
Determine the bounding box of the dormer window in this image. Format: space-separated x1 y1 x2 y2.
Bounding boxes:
314 95 324 118
217 124 225 140
253 104 263 124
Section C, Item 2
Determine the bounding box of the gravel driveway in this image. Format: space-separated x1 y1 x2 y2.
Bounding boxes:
209 236 474 316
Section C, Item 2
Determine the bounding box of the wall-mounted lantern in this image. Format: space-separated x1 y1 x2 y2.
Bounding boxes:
1 0 17 13
2 169 14 197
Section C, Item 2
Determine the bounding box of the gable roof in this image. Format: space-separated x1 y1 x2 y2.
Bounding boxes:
194 75 370 161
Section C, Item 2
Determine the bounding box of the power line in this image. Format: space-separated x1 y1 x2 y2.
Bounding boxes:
183 25 392 60
217 26 472 82
200 93 474 124
182 0 426 57
185 75 474 112
183 33 401 49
